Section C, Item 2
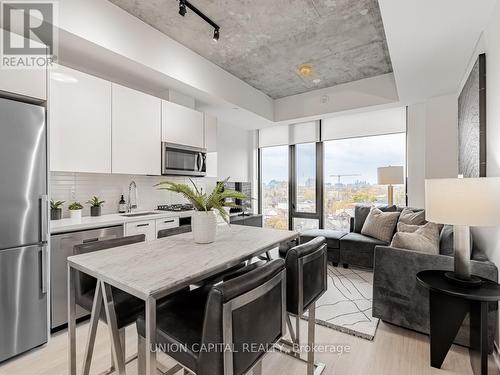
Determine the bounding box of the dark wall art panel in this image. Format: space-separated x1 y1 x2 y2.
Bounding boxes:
458 53 486 177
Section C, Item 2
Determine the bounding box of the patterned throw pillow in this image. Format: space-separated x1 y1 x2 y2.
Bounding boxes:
398 207 426 225
361 207 400 243
354 204 397 233
391 222 441 254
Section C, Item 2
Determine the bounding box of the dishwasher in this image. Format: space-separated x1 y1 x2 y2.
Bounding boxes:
50 225 124 331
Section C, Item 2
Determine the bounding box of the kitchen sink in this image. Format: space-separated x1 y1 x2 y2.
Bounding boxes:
120 212 160 218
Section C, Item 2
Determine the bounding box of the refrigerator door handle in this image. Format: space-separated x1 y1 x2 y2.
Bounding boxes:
40 195 49 243
40 247 47 294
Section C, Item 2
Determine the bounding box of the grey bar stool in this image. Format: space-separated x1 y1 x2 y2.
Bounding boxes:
136 259 287 375
279 236 328 375
74 234 189 375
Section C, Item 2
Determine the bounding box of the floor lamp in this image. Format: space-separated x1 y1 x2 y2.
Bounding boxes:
377 166 404 206
425 177 500 285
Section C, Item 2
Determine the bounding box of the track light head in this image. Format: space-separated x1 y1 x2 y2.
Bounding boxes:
179 1 186 16
213 28 220 42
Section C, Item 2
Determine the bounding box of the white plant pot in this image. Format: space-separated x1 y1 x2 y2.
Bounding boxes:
69 209 82 220
192 210 217 244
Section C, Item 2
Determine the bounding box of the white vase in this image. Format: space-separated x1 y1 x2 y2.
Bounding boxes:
70 209 82 220
192 210 217 244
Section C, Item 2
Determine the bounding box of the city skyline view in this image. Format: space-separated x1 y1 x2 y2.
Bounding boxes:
261 133 407 231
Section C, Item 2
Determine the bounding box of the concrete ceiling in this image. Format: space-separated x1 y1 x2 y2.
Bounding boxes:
108 0 393 99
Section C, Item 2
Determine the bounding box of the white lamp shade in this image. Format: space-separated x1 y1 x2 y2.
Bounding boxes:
425 177 500 226
377 166 404 185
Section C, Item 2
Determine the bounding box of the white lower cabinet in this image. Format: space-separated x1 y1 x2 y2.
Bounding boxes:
156 217 179 232
124 220 156 242
124 217 180 241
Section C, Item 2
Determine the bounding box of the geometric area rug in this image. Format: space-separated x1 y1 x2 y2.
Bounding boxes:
303 265 379 340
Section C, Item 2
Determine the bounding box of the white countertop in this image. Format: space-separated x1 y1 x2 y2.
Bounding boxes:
50 210 194 234
68 225 298 299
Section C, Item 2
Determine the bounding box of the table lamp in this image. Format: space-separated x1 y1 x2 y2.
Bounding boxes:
377 166 404 206
425 177 500 285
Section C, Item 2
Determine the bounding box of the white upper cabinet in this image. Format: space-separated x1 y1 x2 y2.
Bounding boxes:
204 113 218 152
0 31 47 100
49 65 112 173
112 84 161 175
161 100 204 149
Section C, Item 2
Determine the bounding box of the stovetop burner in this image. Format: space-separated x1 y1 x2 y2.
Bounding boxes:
157 204 194 212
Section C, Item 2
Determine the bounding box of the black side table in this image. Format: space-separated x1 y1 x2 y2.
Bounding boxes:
417 270 500 375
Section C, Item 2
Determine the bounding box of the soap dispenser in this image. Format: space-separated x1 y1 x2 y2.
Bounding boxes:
118 195 127 213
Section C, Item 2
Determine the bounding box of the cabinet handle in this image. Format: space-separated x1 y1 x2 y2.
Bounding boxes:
164 220 175 224
137 223 150 227
83 238 99 243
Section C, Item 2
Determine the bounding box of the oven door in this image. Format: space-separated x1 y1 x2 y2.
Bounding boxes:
162 143 207 176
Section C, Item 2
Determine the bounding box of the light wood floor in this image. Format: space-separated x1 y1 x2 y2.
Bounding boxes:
1 317 494 375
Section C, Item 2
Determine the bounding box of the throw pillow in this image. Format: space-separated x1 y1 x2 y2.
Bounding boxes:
361 207 400 243
398 207 426 225
354 204 398 233
391 222 440 254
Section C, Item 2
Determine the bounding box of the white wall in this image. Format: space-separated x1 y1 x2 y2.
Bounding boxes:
274 73 398 122
463 0 500 340
406 94 458 207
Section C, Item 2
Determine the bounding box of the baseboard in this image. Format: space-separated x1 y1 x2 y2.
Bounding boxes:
493 341 500 373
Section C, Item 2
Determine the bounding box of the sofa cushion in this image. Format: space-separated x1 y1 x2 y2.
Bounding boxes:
300 229 347 249
398 207 426 225
390 222 440 254
361 208 400 243
354 204 397 233
340 232 389 253
439 224 489 261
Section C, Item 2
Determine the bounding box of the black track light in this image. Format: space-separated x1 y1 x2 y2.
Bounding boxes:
179 0 186 16
177 0 220 41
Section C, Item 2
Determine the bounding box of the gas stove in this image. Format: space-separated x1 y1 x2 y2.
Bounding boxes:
157 203 194 212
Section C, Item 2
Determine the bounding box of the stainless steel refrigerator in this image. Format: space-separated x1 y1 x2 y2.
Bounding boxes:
0 97 49 362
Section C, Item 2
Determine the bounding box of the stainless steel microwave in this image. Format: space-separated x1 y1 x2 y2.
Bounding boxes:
161 142 207 176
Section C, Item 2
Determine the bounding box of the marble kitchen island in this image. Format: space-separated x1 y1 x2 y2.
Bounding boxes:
67 225 299 375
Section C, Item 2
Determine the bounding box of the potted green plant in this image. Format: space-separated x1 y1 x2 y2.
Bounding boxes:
68 202 83 220
87 196 105 217
50 199 64 220
157 178 246 244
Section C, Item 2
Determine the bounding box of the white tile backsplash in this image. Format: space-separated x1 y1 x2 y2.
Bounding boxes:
50 172 217 218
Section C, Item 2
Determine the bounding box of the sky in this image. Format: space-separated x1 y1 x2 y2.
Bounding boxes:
261 133 406 185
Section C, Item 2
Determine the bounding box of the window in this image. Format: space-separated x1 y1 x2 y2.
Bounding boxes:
260 146 289 229
294 143 316 213
323 133 406 231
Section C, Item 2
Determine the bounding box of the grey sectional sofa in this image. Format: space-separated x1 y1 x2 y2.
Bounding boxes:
299 204 499 350
300 204 398 268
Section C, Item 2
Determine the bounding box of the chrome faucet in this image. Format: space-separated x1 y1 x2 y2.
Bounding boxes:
128 181 138 213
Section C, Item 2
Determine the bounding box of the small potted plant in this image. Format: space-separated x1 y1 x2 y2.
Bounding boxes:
156 178 246 244
68 202 83 219
50 199 64 220
87 196 105 217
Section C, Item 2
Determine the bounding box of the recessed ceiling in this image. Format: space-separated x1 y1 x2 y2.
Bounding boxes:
108 0 393 99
